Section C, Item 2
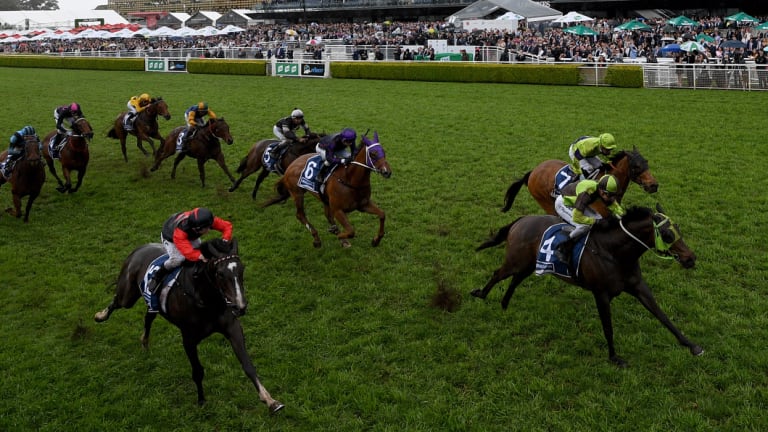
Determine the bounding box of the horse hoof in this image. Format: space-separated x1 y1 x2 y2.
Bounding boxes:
691 345 704 356
56 186 67 193
269 401 285 414
341 240 352 248
313 241 322 248
93 311 107 322
610 356 628 368
469 289 485 299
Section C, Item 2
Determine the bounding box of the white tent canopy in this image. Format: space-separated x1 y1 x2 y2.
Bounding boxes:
497 11 524 20
552 11 594 24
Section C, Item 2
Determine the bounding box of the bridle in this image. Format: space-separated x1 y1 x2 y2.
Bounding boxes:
350 142 384 174
618 212 680 260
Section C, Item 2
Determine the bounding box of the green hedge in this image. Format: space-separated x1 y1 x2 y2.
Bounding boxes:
0 55 143 71
187 59 267 75
331 62 583 85
604 64 644 88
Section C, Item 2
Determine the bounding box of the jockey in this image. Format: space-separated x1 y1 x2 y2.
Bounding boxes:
146 207 233 311
568 133 618 180
52 102 84 150
269 108 310 159
316 128 356 180
179 102 216 152
0 126 38 180
125 93 152 131
553 174 626 264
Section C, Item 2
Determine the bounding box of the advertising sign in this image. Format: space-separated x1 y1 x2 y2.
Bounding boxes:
145 58 188 73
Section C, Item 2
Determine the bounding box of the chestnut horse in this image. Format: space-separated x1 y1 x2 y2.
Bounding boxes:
262 132 392 248
107 97 171 162
0 135 45 222
229 132 325 198
502 148 658 216
150 118 235 188
42 117 93 193
93 238 284 412
472 205 702 366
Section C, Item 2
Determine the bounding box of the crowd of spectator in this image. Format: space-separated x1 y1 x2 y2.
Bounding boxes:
2 14 768 65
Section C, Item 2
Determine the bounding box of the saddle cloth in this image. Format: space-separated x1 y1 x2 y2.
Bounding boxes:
298 154 336 194
141 255 182 314
553 165 579 197
535 223 589 279
262 143 282 174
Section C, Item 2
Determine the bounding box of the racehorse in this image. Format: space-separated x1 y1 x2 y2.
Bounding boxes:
262 131 392 248
471 205 702 366
0 135 45 222
107 97 171 162
42 117 93 193
229 132 325 199
150 118 235 188
502 148 659 216
93 238 284 413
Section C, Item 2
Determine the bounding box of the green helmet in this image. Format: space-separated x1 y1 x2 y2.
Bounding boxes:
598 174 620 194
599 133 616 151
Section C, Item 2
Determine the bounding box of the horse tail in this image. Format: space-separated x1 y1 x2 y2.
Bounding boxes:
236 156 248 174
107 127 117 139
501 171 531 213
476 218 521 251
260 181 290 208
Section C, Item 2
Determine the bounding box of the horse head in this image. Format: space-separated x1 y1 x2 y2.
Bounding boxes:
72 117 94 142
151 97 171 121
610 206 696 269
612 147 658 194
23 135 42 163
200 238 247 316
359 131 391 179
653 203 696 268
208 118 233 145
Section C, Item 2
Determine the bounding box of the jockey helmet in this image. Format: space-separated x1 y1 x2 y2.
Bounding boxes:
70 102 80 112
340 128 356 142
197 102 208 112
599 133 616 151
188 207 214 231
598 174 620 195
21 126 35 136
291 109 304 119
140 93 150 101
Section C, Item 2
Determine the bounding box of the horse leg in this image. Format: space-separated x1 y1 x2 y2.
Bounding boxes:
359 201 386 247
119 133 129 163
59 166 73 193
170 153 186 180
70 168 86 193
94 295 120 322
197 158 207 188
9 193 23 219
500 270 534 310
181 335 207 405
250 170 270 199
471 260 521 300
140 311 158 350
294 191 322 248
330 208 355 248
23 191 39 222
45 158 65 191
625 282 703 357
226 320 284 413
214 154 236 185
136 135 150 157
592 292 626 367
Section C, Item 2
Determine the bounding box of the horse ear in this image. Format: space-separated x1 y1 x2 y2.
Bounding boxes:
230 238 238 253
374 131 379 142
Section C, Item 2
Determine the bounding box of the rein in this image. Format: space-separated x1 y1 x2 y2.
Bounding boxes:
618 218 676 260
349 142 382 174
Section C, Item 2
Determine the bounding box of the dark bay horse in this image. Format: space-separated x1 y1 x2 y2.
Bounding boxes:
150 118 235 188
93 238 284 412
229 132 325 199
107 97 171 162
502 148 659 216
42 117 93 193
262 132 392 248
0 135 45 222
471 206 702 366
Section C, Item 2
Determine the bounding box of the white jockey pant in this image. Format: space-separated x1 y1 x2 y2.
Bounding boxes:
554 195 603 240
161 236 201 269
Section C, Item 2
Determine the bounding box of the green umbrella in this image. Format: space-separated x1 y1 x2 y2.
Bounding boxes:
696 33 715 43
563 24 598 36
680 41 705 52
725 12 759 24
667 16 698 27
755 22 768 31
614 20 652 32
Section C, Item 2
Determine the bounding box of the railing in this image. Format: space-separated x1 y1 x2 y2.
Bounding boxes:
30 45 768 91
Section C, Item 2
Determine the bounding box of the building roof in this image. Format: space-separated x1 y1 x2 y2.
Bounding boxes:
0 9 127 30
448 0 562 22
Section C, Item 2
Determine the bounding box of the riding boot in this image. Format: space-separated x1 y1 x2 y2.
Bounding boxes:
269 141 287 159
147 265 171 294
124 113 135 131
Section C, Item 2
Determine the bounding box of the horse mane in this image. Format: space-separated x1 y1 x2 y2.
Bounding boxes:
592 206 653 233
609 147 648 171
200 238 236 259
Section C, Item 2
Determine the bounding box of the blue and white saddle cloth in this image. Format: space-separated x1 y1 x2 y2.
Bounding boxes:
141 255 182 313
553 165 579 196
535 223 589 279
298 154 337 194
262 143 282 174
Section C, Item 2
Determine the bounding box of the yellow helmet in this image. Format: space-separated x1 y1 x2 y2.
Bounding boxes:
598 174 620 194
599 133 616 151
140 93 150 101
